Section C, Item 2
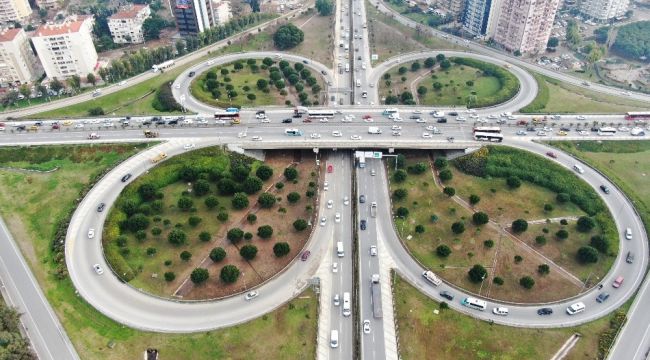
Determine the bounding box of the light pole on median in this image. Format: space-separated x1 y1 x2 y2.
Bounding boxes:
479 274 487 296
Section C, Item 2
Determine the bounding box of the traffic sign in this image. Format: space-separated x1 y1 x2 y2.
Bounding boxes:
372 152 382 159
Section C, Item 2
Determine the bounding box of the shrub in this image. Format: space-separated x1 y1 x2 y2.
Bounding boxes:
577 216 596 232
408 162 428 174
167 229 187 245
151 227 162 236
443 187 455 197
240 244 258 260
556 229 569 240
188 216 202 227
190 268 209 284
493 277 504 285
242 176 263 194
164 272 176 282
293 219 308 231
135 230 147 241
220 264 240 283
544 204 554 212
192 179 210 196
287 192 301 203
284 167 298 181
468 264 488 283
217 212 229 222
535 235 547 246
244 232 253 240
451 221 465 234
258 192 276 208
434 158 448 169
177 197 193 211
199 231 211 242
393 170 407 183
396 207 409 218
483 239 494 248
232 192 250 209
415 225 425 234
247 213 257 224
227 228 244 244
146 247 157 256
393 188 408 201
180 251 192 261
519 276 535 289
209 247 227 262
256 165 274 181
436 245 451 257
273 242 291 257
556 193 570 203
577 246 599 263
514 255 523 263
511 219 528 233
506 176 521 189
204 196 219 209
469 194 480 205
590 235 609 253
560 219 568 225
438 169 453 182
472 212 489 225
257 225 274 238
538 264 550 275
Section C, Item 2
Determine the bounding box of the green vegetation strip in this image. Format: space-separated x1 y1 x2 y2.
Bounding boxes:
519 72 549 113
0 302 35 359
393 272 628 360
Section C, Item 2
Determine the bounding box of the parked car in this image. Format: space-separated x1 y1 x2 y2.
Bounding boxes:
359 195 366 203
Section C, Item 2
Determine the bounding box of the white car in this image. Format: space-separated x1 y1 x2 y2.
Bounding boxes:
516 130 526 136
255 113 266 119
251 136 262 141
320 217 327 226
351 135 362 140
261 118 271 123
324 181 329 191
363 117 374 123
577 115 586 120
412 110 422 114
319 118 329 123
343 196 349 206
476 118 488 123
327 200 334 209
425 125 435 131
332 130 342 137
422 133 433 139
245 291 259 301
415 118 426 123
333 294 340 306
87 229 95 239
487 114 498 119
183 143 196 150
492 307 509 316
537 131 547 136
197 118 209 125
332 262 338 273
93 264 104 275
391 125 402 130
578 130 588 136
392 116 403 122
392 131 401 136
370 245 377 256
363 320 371 334
183 119 194 125
618 126 629 132
74 123 84 128
342 116 352 123
469 113 479 119
507 115 516 120
118 80 127 86
216 120 227 125
335 212 341 223
174 83 180 89
310 133 321 139
456 116 466 122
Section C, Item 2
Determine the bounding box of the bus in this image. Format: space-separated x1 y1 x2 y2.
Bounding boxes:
382 108 399 116
624 111 650 121
472 126 502 134
284 128 303 136
225 107 240 113
598 127 617 136
474 132 503 142
214 111 240 124
307 110 335 118
342 292 351 317
461 297 487 311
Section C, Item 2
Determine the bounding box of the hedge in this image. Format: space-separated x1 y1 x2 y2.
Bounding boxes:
449 57 520 109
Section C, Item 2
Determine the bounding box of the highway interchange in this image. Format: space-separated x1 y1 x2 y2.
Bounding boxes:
0 1 649 360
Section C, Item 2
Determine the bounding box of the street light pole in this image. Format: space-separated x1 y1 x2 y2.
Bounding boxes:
479 274 487 296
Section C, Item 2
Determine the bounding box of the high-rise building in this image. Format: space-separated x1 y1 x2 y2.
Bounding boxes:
493 0 561 54
0 28 41 84
580 0 629 21
31 16 98 79
0 0 32 23
108 4 151 44
173 0 215 36
462 0 502 37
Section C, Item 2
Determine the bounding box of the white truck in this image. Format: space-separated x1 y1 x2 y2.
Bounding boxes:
422 270 442 286
371 274 382 318
87 132 100 140
370 202 377 218
152 60 175 72
432 111 445 118
368 127 382 134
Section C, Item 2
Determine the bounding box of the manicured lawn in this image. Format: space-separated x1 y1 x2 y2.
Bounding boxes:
393 273 629 360
0 144 318 360
419 64 501 106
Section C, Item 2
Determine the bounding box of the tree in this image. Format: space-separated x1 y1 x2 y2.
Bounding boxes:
256 78 269 90
168 229 186 245
511 219 528 233
472 212 489 225
177 197 193 211
576 216 595 232
393 188 408 201
451 221 465 234
273 24 304 50
535 235 547 246
577 246 599 263
469 194 481 205
484 239 494 248
408 162 427 174
151 227 162 236
398 66 408 75
393 169 407 183
556 229 569 240
88 107 104 116
514 255 523 263
443 187 456 197
293 219 308 231
547 37 559 48
594 26 610 44
436 245 451 257
433 158 448 169
205 196 219 209
556 193 570 203
396 207 409 218
440 59 451 69
139 183 157 201
188 216 202 227
538 264 550 275
433 82 443 91
493 277 504 285
49 78 64 94
240 244 258 260
180 251 192 261
438 169 453 182
315 0 333 15
143 16 168 40
590 235 609 253
256 164 273 181
247 213 257 224
193 179 210 196
519 276 535 289
190 268 209 284
220 264 240 283
411 61 421 72
210 247 227 262
273 242 291 257
199 231 212 242
258 192 276 208
217 212 229 222
231 192 249 210
424 57 435 68
217 178 238 195
468 264 488 283
506 176 521 189
257 225 274 239
287 192 301 203
417 86 428 96
231 165 251 182
566 20 582 47
227 228 244 244
284 167 298 181
164 272 176 282
544 203 554 212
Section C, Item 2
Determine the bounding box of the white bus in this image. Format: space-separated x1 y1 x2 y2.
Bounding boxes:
336 241 344 257
383 108 399 116
474 132 504 142
598 127 617 136
461 297 487 311
342 292 351 316
472 126 501 134
308 110 335 118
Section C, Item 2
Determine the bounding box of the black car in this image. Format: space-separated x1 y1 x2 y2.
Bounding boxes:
121 173 132 182
282 118 293 123
359 194 366 203
409 115 420 120
591 127 599 132
360 219 367 230
302 60 308 64
437 118 447 123
448 111 458 116
600 185 610 194
97 203 106 212
596 293 610 303
142 120 152 125
292 113 302 118
321 70 327 75
188 71 195 77
537 307 553 315
626 251 634 264
560 126 571 131
167 119 178 125
16 125 26 131
440 291 454 301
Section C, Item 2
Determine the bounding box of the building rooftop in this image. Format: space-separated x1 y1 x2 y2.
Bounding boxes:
110 4 148 20
34 15 91 37
0 28 21 42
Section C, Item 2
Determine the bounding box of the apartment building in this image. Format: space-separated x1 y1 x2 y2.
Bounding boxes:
580 0 629 21
108 4 151 44
37 0 59 10
0 28 41 84
31 16 98 79
462 0 502 37
212 0 231 25
173 0 215 36
493 0 561 54
0 0 31 23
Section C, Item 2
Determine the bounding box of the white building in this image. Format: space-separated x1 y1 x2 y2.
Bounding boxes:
494 0 561 54
108 4 151 44
0 28 41 84
0 0 31 23
212 0 231 25
31 16 98 79
580 0 629 21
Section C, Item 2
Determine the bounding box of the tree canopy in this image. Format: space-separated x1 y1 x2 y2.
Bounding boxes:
612 21 650 60
273 24 305 50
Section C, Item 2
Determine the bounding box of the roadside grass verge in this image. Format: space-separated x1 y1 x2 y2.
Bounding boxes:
393 273 630 360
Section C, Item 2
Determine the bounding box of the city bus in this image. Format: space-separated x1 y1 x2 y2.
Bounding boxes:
624 111 650 121
461 297 487 311
474 132 503 142
472 126 502 134
284 128 303 136
383 108 399 116
307 110 335 119
597 127 617 136
214 111 240 124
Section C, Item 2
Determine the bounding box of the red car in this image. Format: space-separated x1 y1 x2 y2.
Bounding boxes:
362 115 372 120
327 164 333 173
301 251 311 261
546 151 557 158
302 119 312 123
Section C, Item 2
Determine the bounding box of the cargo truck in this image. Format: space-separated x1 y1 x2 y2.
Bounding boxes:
371 274 382 318
368 127 382 134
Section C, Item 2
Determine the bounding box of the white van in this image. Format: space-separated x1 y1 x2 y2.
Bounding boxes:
330 330 339 348
573 164 584 174
336 241 344 257
625 227 632 240
566 302 585 315
342 292 351 316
